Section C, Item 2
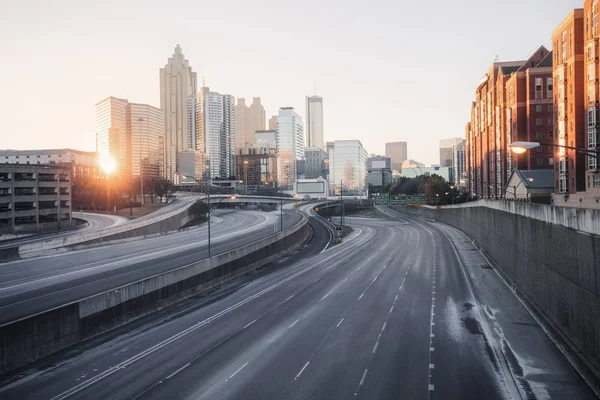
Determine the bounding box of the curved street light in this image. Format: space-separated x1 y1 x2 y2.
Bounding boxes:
509 141 599 158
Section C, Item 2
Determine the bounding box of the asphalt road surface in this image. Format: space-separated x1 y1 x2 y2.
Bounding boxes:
0 212 128 251
0 210 595 400
0 209 301 325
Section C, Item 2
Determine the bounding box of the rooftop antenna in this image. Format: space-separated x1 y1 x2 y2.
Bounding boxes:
493 55 500 63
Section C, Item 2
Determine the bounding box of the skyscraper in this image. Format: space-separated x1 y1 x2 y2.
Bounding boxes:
96 97 165 180
277 107 304 189
96 96 131 180
329 140 368 195
160 44 197 181
268 115 278 130
131 104 165 179
235 97 265 150
306 95 324 150
196 87 235 179
385 141 408 172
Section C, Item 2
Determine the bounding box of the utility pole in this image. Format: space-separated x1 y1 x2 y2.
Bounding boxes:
340 179 344 226
138 117 145 207
207 171 211 259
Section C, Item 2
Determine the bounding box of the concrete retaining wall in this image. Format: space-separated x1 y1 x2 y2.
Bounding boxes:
397 203 600 376
0 216 308 374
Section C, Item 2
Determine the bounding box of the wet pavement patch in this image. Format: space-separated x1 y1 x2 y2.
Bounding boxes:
462 316 483 334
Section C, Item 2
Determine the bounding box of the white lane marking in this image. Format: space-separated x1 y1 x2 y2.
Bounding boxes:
389 305 394 314
286 295 295 301
49 255 334 400
243 319 257 329
381 322 387 332
358 275 379 300
289 319 299 328
429 384 435 391
227 362 249 381
372 341 379 354
359 368 368 385
336 318 344 328
165 362 190 380
429 364 435 369
394 294 399 301
430 347 435 352
358 293 364 300
295 361 310 379
342 277 348 283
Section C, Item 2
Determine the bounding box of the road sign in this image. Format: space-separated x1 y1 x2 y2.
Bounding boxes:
373 193 390 206
406 194 427 206
390 195 406 206
335 226 342 237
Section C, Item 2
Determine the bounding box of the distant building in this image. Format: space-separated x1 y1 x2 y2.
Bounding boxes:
236 147 277 185
277 107 304 189
160 44 197 181
385 141 408 172
0 164 73 234
96 97 165 181
196 87 235 179
304 147 328 179
367 156 392 190
235 97 266 151
452 140 467 186
328 140 368 195
130 103 165 179
255 130 277 150
439 138 464 184
306 95 324 150
268 115 278 131
402 159 425 169
402 166 451 182
178 150 208 182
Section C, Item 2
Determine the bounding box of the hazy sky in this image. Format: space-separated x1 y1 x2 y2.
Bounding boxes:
0 0 582 165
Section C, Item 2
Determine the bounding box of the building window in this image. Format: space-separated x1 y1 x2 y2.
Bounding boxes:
589 155 598 170
549 157 555 166
559 176 567 192
559 158 567 173
536 132 543 139
536 105 543 113
548 117 553 125
549 131 554 138
548 104 554 113
536 118 543 126
589 128 597 148
537 146 543 153
537 157 544 166
595 175 600 187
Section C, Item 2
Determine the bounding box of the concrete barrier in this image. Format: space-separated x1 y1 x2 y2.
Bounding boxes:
18 197 197 257
393 202 600 378
0 216 308 374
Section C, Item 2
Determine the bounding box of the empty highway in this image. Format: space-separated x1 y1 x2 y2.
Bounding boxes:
0 209 594 400
0 208 301 325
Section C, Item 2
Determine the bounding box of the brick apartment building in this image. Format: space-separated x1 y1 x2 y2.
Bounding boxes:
467 47 554 198
552 9 587 201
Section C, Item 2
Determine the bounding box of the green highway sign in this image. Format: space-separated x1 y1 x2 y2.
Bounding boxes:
390 195 406 206
406 194 427 206
373 193 390 205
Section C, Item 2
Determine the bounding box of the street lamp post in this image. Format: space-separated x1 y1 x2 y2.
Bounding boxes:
243 160 249 195
138 117 145 207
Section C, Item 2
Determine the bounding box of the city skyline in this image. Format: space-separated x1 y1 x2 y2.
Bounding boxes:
1 0 582 166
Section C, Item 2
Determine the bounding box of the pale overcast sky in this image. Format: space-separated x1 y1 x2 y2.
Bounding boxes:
0 0 582 165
